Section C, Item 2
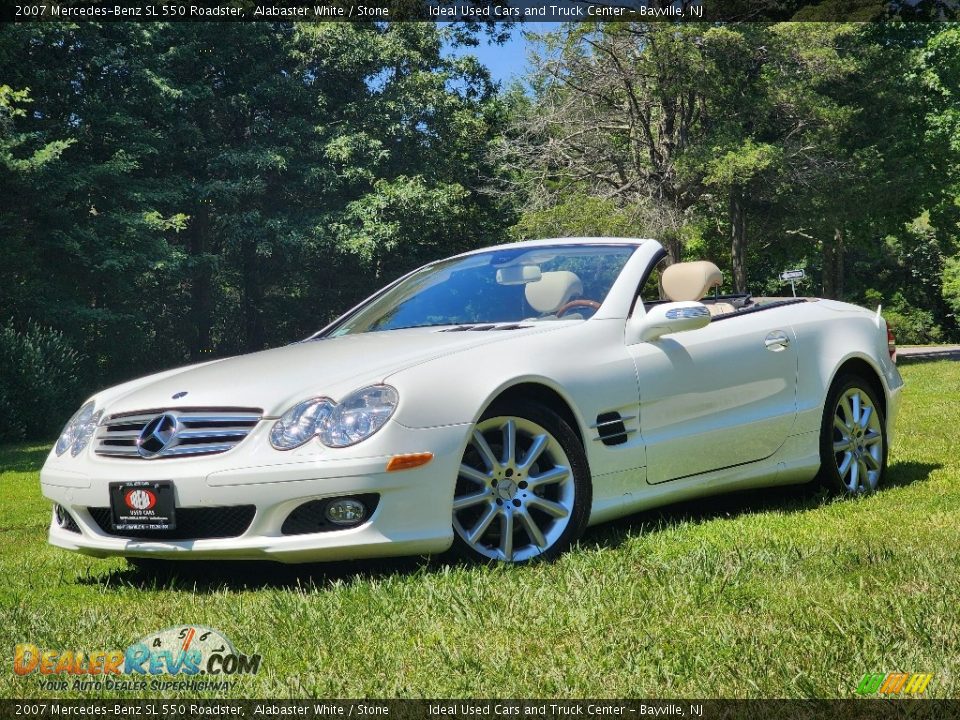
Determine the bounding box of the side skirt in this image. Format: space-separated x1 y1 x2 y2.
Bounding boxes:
587 430 820 526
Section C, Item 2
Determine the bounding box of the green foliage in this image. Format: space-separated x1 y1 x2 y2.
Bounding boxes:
0 321 81 442
881 304 943 346
0 84 75 173
336 176 471 268
511 195 650 240
0 23 512 435
941 255 960 319
864 288 943 345
704 140 781 190
513 23 960 327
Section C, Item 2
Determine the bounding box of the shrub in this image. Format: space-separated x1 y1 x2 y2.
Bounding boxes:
883 307 943 345
942 255 960 319
863 290 943 346
0 320 82 442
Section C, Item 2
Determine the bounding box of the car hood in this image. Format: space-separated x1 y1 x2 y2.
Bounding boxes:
96 324 571 418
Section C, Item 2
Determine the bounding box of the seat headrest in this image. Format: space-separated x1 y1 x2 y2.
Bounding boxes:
661 261 723 302
524 270 583 314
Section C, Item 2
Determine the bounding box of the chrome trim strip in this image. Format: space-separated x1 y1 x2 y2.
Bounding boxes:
163 443 238 457
175 428 253 440
96 429 141 439
94 447 141 457
102 412 261 426
592 428 638 441
101 414 162 427
173 414 261 424
589 415 637 429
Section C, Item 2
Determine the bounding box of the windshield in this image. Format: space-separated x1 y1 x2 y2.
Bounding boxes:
327 244 637 336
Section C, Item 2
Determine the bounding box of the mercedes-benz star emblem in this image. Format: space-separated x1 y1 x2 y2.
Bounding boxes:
137 414 180 459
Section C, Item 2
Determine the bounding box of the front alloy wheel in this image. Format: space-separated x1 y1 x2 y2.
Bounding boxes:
452 401 590 563
820 375 887 494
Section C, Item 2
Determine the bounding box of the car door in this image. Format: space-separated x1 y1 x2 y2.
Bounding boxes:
627 314 798 484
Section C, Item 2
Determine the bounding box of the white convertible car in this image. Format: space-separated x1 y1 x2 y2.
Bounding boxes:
42 238 903 565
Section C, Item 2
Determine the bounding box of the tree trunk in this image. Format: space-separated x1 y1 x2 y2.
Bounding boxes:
188 207 213 361
241 236 265 353
664 235 683 265
730 186 747 293
822 228 845 299
834 228 845 299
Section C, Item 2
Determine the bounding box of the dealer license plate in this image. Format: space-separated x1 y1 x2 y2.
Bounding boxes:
109 481 176 531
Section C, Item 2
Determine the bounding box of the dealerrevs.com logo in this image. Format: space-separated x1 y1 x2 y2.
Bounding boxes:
14 625 261 693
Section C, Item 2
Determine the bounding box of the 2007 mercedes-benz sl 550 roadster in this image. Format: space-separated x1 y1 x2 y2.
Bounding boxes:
42 237 903 565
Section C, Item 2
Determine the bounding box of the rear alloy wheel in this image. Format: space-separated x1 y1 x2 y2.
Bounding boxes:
451 401 590 564
819 375 887 494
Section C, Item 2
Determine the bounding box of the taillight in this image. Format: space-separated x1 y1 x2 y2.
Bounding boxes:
887 326 897 363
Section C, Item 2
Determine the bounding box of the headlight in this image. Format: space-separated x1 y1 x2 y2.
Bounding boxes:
269 398 335 450
54 401 102 457
319 385 399 448
270 385 399 451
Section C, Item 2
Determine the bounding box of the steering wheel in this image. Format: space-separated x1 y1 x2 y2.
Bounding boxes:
555 299 602 318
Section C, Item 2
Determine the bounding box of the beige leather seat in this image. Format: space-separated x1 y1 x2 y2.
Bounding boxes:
525 271 583 315
661 261 736 316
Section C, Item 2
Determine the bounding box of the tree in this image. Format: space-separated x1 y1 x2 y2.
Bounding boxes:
498 23 806 290
496 24 722 262
504 22 957 303
0 22 511 412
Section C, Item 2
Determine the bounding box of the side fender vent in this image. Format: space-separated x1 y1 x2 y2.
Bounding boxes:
592 411 636 446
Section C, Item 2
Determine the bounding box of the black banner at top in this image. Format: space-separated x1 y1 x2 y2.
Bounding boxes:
1 0 957 23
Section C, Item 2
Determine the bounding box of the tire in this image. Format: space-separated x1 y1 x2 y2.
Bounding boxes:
450 400 591 564
818 374 888 494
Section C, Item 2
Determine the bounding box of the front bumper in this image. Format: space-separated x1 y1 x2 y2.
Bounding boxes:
41 421 468 563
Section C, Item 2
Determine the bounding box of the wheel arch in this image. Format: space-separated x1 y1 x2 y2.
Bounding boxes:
482 381 586 451
828 355 887 418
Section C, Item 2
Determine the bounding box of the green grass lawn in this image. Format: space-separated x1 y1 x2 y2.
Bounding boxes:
1 361 957 699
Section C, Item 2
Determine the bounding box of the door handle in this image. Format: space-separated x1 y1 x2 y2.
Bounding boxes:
764 331 790 351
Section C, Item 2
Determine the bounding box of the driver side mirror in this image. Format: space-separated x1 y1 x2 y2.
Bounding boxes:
627 301 711 344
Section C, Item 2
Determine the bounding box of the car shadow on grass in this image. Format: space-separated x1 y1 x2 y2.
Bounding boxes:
883 460 943 489
579 460 942 554
75 461 940 592
77 554 441 593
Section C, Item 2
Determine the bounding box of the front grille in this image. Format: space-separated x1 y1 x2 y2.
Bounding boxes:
88 506 255 540
94 407 262 459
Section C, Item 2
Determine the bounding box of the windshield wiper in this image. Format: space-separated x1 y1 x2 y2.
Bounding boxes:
373 323 462 332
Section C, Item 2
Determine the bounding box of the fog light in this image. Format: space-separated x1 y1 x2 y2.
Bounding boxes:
54 504 67 527
325 499 367 526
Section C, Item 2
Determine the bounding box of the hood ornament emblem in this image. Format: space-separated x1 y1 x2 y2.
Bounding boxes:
172 391 188 400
